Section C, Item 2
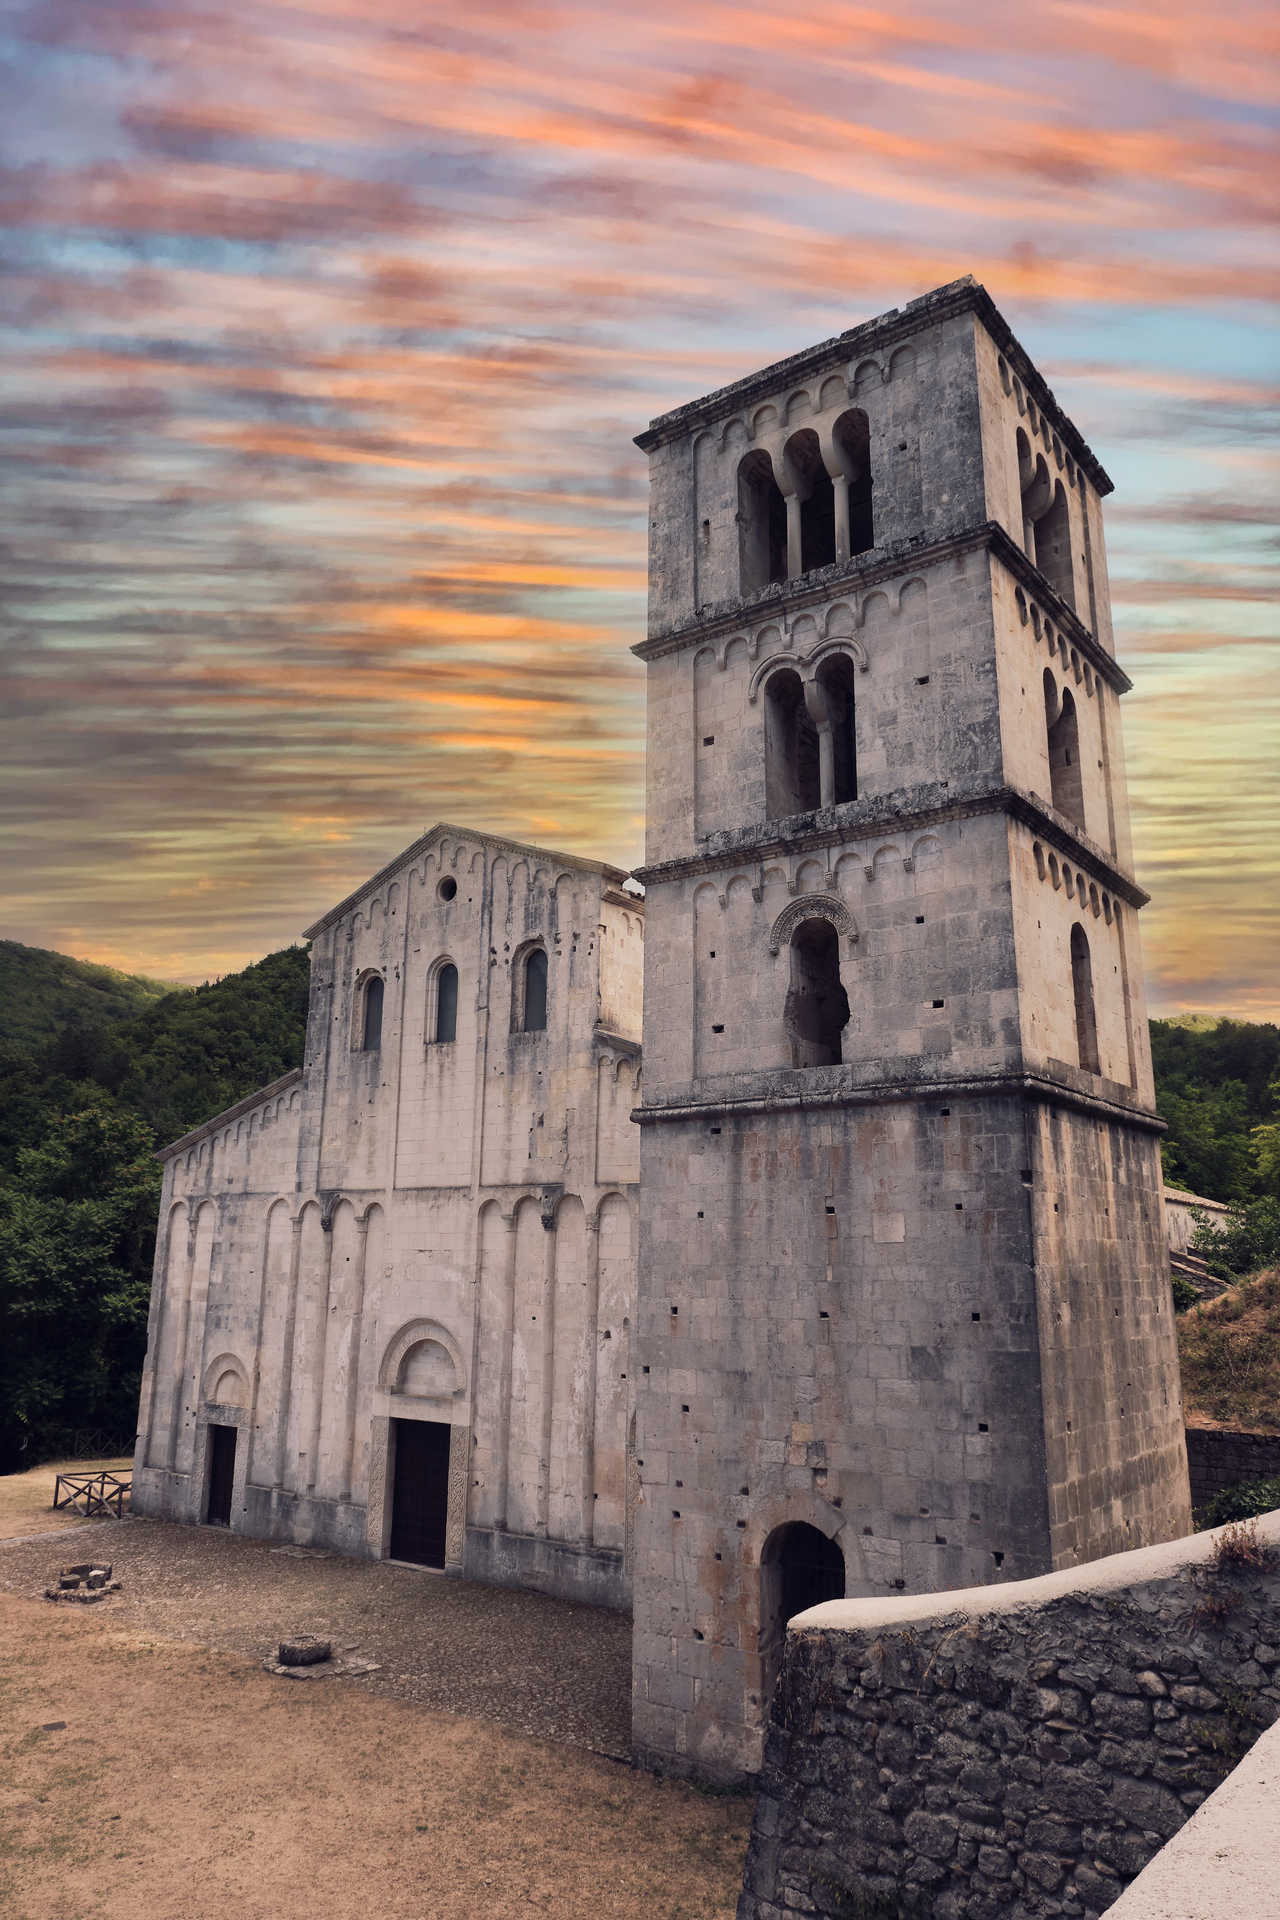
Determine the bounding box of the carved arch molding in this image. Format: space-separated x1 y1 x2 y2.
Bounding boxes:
378 1317 466 1399
768 894 859 956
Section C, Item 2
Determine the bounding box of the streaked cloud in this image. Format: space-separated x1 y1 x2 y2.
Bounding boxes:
0 0 1276 1016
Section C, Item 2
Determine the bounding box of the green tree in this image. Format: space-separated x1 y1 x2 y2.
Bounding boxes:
0 1095 161 1472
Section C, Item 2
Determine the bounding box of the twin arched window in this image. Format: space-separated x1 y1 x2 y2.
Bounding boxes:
1018 430 1075 611
763 654 858 821
737 410 873 599
1044 670 1085 831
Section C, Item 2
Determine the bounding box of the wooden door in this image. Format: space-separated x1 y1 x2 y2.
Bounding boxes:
389 1419 451 1567
205 1424 237 1526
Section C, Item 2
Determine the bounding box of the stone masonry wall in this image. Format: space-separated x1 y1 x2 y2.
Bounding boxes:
1186 1429 1280 1514
738 1514 1280 1920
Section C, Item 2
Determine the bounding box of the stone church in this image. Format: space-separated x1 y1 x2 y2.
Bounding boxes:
133 278 1192 1782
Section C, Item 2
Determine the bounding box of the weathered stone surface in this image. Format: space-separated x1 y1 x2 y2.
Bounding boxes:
737 1518 1280 1919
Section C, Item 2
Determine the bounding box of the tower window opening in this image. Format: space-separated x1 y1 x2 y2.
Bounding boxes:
360 975 384 1051
1019 432 1075 610
783 428 835 574
1044 670 1085 830
785 918 849 1069
815 652 857 805
737 450 786 596
434 961 458 1043
1070 923 1101 1074
764 668 820 818
832 408 873 557
520 946 548 1033
1036 481 1075 610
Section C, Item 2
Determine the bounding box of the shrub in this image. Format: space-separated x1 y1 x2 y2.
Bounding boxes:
1193 1198 1280 1281
1172 1273 1200 1313
1202 1476 1280 1527
1210 1518 1271 1572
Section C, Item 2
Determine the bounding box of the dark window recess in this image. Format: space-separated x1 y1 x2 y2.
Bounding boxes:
702 736 714 746
711 1023 724 1033
435 963 458 1043
205 1424 236 1526
522 947 548 1032
389 1417 451 1568
361 976 384 1051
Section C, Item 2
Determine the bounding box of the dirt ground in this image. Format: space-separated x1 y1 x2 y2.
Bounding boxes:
0 1483 750 1919
0 1460 132 1540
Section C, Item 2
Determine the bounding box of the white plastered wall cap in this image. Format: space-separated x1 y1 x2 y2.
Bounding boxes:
790 1510 1280 1636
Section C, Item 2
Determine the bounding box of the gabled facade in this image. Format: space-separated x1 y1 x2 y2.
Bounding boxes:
132 826 643 1608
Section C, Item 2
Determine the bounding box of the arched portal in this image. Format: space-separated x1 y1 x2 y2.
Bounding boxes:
759 1522 845 1702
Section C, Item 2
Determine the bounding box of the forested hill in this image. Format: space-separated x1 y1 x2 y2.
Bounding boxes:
1150 1016 1280 1203
0 943 311 1471
0 940 176 1053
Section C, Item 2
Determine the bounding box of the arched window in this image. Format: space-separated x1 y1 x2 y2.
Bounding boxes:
522 946 548 1033
815 653 857 805
759 1522 845 1703
434 962 458 1044
783 428 835 575
1018 431 1051 560
1035 481 1075 609
1071 924 1100 1074
737 450 787 597
764 669 820 819
785 918 849 1068
1044 670 1085 830
831 409 873 557
360 975 384 1051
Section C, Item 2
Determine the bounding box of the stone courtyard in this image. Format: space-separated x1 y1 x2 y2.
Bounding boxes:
0 1515 632 1756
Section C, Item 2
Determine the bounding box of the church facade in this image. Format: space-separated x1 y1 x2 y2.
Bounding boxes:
132 831 643 1609
134 278 1192 1782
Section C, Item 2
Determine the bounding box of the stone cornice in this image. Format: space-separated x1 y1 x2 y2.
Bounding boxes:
632 1068 1164 1135
632 780 1148 910
157 1067 304 1161
632 521 1131 696
634 278 1113 497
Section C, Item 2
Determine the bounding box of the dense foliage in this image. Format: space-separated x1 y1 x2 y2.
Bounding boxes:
0 941 173 1052
1151 1016 1280 1204
1201 1475 1280 1527
0 945 310 1469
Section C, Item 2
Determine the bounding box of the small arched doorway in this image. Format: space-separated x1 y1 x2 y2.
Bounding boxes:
759 1521 845 1704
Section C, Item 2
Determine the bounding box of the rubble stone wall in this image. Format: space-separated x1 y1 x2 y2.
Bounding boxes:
738 1515 1280 1920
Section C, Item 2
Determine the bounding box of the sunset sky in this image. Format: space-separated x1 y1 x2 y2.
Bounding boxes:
2 0 1277 1017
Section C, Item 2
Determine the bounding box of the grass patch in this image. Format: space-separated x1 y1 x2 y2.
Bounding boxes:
1178 1269 1280 1431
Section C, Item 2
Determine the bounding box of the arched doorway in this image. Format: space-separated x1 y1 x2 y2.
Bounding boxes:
759 1522 845 1704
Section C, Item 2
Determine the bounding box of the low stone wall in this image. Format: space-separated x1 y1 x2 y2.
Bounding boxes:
1105 1716 1280 1920
738 1515 1280 1920
1186 1427 1280 1514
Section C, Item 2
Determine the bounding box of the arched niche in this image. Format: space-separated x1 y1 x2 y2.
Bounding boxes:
378 1318 466 1402
201 1351 250 1408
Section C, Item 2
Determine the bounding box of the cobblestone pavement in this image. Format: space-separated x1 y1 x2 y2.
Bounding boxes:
0 1517 633 1757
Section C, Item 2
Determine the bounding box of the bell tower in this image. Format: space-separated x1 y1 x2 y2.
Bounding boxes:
628 279 1191 1783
